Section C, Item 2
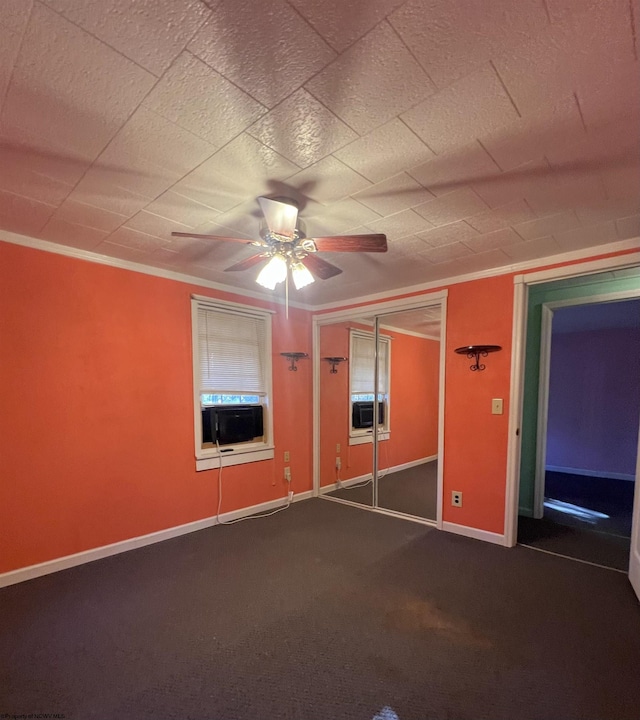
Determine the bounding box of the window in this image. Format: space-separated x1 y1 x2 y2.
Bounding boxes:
349 329 390 444
192 297 274 470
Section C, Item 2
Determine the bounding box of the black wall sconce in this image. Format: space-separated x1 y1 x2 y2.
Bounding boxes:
323 356 347 374
280 352 308 371
454 345 502 371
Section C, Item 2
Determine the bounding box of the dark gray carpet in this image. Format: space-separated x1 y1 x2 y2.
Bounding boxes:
326 461 437 520
2 499 640 720
518 472 635 570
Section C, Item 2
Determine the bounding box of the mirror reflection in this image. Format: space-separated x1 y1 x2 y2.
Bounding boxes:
319 304 442 521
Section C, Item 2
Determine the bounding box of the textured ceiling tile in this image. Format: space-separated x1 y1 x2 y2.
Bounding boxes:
287 156 371 204
447 248 511 275
462 227 523 253
0 24 23 108
616 215 640 240
389 0 548 89
2 3 155 160
1 0 33 35
304 198 381 236
366 208 434 240
0 188 56 236
305 22 435 135
401 64 521 155
408 142 501 197
576 198 640 228
418 221 479 248
471 158 553 209
554 221 618 251
524 173 608 215
0 141 74 206
493 0 634 115
94 240 149 263
413 188 489 227
143 190 221 228
352 173 434 216
334 119 435 183
288 0 406 52
68 168 150 217
201 134 300 184
39 217 108 250
106 226 166 252
575 61 640 131
246 89 357 169
53 198 127 232
143 53 266 148
419 241 475 264
97 108 217 198
188 0 335 108
124 210 191 239
172 161 256 213
41 0 210 76
466 199 536 233
481 95 587 172
600 165 640 202
514 210 580 241
209 200 263 238
501 235 560 262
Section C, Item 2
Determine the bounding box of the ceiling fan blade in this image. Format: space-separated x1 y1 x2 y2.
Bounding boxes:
311 234 388 253
171 231 262 245
224 253 269 272
258 196 298 238
301 254 343 280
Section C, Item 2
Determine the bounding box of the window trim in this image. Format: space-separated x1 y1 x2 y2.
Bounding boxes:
348 329 391 445
191 296 275 470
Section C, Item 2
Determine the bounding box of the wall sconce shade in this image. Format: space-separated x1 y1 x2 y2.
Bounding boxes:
454 344 501 371
323 356 347 374
280 352 308 371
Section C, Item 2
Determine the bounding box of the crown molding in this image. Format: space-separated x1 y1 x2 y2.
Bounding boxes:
2 229 638 314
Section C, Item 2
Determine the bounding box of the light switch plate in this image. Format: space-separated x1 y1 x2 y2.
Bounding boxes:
492 398 503 415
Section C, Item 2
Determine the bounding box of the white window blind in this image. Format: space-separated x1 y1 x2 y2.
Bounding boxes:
350 332 389 395
197 307 267 395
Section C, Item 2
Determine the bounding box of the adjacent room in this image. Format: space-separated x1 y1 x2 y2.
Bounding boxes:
1 1 639 718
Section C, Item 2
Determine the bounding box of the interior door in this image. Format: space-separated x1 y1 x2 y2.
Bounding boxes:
629 423 640 601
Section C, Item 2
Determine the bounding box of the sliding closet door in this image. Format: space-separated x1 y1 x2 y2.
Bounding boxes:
372 306 441 521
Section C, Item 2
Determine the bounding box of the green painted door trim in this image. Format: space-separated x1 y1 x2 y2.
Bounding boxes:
519 267 640 517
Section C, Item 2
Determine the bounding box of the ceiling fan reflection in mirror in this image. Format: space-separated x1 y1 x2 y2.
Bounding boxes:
172 196 388 292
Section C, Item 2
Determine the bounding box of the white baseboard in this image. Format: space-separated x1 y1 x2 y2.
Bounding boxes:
0 490 314 589
442 521 507 546
545 465 635 482
320 454 438 493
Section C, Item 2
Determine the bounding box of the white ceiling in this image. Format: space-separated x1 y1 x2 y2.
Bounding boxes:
1 0 638 305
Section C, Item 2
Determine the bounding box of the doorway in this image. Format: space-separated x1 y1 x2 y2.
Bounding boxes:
517 298 640 570
313 295 446 526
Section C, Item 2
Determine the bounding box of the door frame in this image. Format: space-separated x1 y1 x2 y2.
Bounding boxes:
312 290 448 529
504 251 640 547
533 292 640 518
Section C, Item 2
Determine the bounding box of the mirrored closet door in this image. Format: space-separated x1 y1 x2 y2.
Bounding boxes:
317 301 443 524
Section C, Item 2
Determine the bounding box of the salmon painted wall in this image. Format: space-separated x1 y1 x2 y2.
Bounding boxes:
319 321 439 487
0 241 312 574
442 274 514 534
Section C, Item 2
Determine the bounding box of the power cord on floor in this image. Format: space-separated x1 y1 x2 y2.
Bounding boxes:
215 440 292 525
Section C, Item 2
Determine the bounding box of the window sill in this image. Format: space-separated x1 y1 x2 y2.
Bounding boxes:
196 446 275 471
349 431 390 446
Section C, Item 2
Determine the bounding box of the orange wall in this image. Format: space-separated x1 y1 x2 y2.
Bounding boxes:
0 241 312 573
442 274 513 534
319 322 439 486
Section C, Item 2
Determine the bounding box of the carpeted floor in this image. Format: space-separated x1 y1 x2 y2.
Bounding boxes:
518 472 635 570
325 461 437 520
2 499 640 720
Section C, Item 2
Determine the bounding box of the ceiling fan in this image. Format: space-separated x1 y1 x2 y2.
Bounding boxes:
171 196 387 291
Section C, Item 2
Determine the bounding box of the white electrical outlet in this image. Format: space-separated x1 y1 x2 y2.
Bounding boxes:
451 491 463 507
284 466 291 482
336 443 341 453
335 457 341 470
284 450 290 462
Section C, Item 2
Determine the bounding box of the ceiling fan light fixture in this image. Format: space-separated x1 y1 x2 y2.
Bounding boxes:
256 254 287 289
291 261 315 289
